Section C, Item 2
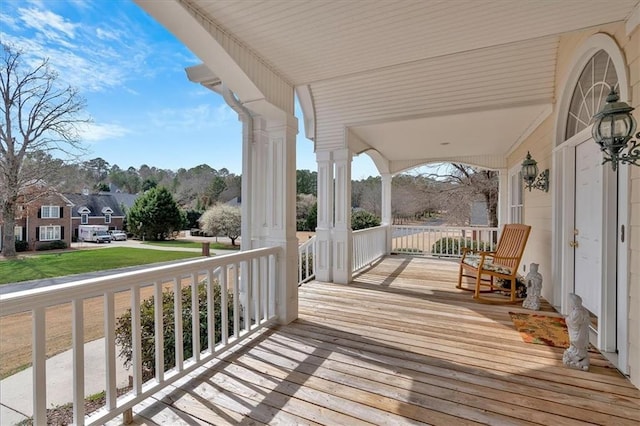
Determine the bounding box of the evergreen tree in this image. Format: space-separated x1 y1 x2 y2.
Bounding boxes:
127 187 185 240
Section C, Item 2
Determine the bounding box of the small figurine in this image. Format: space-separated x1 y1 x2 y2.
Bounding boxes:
522 263 542 310
563 293 590 371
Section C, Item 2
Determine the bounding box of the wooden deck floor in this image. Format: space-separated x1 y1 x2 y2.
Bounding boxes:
117 256 640 425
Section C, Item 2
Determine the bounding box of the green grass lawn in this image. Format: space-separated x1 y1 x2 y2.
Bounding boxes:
0 248 202 284
142 240 240 250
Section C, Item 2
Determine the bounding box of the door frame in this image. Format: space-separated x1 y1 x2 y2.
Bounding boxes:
552 128 628 372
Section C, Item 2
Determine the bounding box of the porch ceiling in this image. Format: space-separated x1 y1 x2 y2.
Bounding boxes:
140 0 639 172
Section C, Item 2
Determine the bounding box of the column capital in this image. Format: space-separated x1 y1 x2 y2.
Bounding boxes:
316 150 332 163
333 148 352 162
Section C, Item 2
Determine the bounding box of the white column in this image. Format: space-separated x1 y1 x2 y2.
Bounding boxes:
262 115 299 324
497 168 509 227
381 173 392 254
250 117 269 248
333 148 353 284
239 109 253 251
315 150 333 282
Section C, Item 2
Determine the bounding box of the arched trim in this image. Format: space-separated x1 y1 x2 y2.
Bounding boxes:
554 33 630 145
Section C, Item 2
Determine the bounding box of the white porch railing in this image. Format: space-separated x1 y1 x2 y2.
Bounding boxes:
352 225 387 272
391 225 499 258
0 247 281 426
298 236 316 285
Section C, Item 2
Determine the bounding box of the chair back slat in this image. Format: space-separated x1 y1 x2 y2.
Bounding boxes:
494 224 531 269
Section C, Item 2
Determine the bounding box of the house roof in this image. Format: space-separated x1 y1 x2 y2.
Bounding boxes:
136 0 639 173
110 192 139 211
64 193 132 217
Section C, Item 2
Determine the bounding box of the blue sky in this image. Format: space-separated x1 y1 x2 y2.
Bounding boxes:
0 0 378 178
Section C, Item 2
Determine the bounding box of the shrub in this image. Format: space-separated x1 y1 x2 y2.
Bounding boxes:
351 210 381 230
14 240 29 252
115 281 238 379
48 240 68 250
431 237 494 256
35 240 67 251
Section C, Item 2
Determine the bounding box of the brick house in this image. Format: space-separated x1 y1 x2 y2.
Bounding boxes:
0 192 74 252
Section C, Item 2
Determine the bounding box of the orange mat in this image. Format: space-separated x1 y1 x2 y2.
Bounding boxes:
509 312 569 348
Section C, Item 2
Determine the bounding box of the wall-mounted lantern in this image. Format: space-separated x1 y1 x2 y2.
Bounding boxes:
521 152 549 192
591 89 639 171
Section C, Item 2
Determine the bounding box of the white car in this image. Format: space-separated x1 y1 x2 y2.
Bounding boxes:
109 230 127 241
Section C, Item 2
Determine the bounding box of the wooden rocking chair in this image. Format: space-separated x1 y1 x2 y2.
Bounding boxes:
456 224 531 303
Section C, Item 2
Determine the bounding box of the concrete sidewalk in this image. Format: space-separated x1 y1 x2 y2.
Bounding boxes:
0 338 131 425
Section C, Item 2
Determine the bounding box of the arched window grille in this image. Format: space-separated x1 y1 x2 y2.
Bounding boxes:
565 50 619 140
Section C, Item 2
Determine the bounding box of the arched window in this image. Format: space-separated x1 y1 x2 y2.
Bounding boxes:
565 50 619 140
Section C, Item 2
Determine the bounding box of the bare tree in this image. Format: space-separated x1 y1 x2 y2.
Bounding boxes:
0 43 87 257
424 164 499 226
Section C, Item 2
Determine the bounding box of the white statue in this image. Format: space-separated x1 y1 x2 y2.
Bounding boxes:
522 263 542 310
563 293 590 371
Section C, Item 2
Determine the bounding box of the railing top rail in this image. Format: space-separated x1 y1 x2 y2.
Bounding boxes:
352 225 387 235
393 225 499 231
298 235 316 251
0 246 282 317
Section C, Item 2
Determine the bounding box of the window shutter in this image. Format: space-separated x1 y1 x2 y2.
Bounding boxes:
22 227 26 240
61 227 65 239
60 207 63 218
36 227 40 240
38 208 41 219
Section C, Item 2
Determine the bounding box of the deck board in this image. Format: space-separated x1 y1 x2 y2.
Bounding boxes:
118 256 640 425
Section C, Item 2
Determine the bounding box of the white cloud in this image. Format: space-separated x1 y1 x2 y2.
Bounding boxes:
149 104 236 132
78 122 130 142
95 27 119 41
19 7 78 40
2 1 194 95
0 13 20 31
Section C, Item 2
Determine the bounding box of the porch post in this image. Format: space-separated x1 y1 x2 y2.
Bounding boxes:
497 168 508 227
250 117 269 248
333 148 353 284
381 173 392 254
262 115 299 324
315 150 333 282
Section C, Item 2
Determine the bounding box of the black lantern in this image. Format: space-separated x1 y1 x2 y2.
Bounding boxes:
521 151 549 192
591 88 639 171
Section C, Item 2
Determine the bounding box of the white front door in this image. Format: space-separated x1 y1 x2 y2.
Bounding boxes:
573 139 603 318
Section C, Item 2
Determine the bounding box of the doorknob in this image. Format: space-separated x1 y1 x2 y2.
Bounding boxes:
569 240 579 248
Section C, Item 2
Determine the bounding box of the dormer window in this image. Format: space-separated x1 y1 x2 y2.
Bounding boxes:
78 206 91 224
101 206 113 224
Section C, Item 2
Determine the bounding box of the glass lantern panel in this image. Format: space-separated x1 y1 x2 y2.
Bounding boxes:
598 117 612 139
523 164 538 180
612 115 632 138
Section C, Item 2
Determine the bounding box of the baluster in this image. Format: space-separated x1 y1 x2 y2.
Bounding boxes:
104 291 116 410
72 298 85 424
173 278 183 372
154 281 164 383
131 285 142 394
191 273 200 362
206 270 214 353
32 307 46 425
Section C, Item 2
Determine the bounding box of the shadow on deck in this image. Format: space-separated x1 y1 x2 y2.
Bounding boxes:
111 256 639 425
